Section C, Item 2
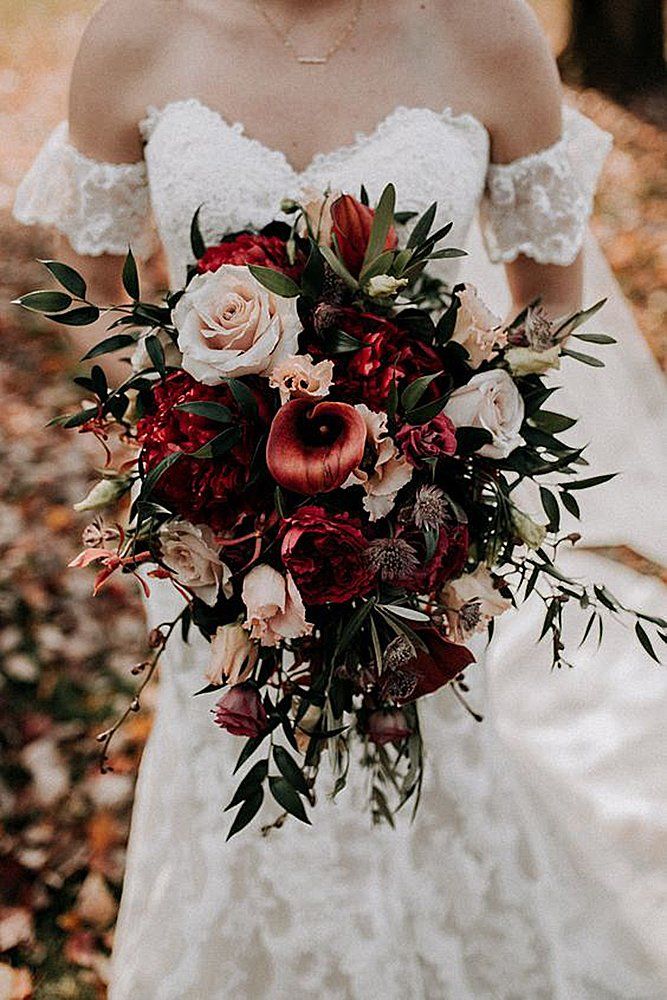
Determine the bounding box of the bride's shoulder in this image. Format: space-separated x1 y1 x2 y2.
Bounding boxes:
69 0 173 160
439 0 562 159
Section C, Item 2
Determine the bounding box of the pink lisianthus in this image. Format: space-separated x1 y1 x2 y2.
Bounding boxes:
450 284 505 368
396 412 458 468
365 709 412 746
214 684 268 738
341 405 413 521
206 623 259 686
242 564 312 647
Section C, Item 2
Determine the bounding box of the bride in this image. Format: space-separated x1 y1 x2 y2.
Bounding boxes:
14 0 667 996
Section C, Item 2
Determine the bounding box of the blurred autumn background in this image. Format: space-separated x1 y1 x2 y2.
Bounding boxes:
0 0 665 997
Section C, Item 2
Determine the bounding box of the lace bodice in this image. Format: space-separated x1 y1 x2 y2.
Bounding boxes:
14 102 611 286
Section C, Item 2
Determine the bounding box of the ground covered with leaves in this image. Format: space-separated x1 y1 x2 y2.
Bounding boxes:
0 2 665 997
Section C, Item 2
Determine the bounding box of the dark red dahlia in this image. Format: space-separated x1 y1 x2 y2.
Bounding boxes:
280 505 375 605
137 371 271 532
197 233 305 283
314 308 445 412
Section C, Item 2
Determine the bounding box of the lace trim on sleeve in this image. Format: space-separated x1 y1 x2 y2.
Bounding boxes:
12 122 156 260
481 106 613 266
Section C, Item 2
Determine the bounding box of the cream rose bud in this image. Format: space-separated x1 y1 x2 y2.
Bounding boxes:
442 566 511 642
159 519 231 606
511 508 548 550
366 275 408 299
450 284 506 369
269 354 334 405
242 564 312 647
297 187 340 244
173 265 301 384
445 370 524 459
205 623 259 686
506 345 561 377
74 477 129 512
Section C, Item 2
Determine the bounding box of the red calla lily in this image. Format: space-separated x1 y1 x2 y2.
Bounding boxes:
266 398 367 495
331 194 399 277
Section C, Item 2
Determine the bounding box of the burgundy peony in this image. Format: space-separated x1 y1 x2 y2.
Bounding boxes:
380 625 475 704
281 505 375 605
365 708 412 746
398 522 469 595
136 371 270 532
397 413 458 468
197 232 305 282
266 398 367 495
214 683 268 737
313 308 445 412
330 194 398 277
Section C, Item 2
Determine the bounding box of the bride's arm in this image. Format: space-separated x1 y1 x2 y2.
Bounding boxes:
56 2 164 380
479 1 585 318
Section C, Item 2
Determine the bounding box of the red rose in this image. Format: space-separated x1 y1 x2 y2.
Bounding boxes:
137 372 270 532
398 522 469 595
281 505 375 605
331 194 398 277
314 308 445 412
397 413 458 468
380 625 475 704
266 398 367 495
214 684 268 737
197 233 305 283
365 708 412 746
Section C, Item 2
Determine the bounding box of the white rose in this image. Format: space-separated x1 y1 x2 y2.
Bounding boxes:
366 275 408 299
173 265 301 384
205 623 259 686
450 284 505 368
242 564 312 647
159 519 231 606
505 345 561 376
445 370 524 459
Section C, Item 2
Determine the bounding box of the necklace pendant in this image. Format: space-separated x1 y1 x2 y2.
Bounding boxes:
297 55 328 64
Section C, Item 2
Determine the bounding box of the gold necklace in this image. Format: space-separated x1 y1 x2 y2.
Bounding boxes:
253 0 364 65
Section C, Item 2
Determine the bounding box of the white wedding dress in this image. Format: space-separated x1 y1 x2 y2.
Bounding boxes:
14 99 667 999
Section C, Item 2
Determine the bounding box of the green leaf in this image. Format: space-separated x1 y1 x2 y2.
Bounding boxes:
226 378 259 420
635 621 660 663
327 329 362 354
269 776 311 824
301 242 325 299
579 611 598 648
455 426 493 454
190 206 206 260
359 249 396 284
426 248 467 260
248 265 301 298
46 306 100 326
572 332 616 345
530 410 577 434
143 451 183 496
380 605 430 622
233 730 274 774
401 370 443 413
145 334 166 376
60 406 99 429
39 260 87 299
273 746 310 795
561 473 617 491
407 201 437 248
406 393 450 425
362 183 396 272
561 348 605 368
226 789 263 840
560 490 581 519
224 759 269 811
16 290 73 313
556 298 606 336
82 334 136 360
539 487 560 532
122 248 140 300
319 244 359 290
174 401 234 423
191 426 242 459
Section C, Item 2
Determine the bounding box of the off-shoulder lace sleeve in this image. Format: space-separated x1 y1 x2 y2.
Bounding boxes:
13 122 156 259
480 106 612 266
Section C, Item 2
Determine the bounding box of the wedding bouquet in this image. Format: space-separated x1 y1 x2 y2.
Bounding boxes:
17 184 665 838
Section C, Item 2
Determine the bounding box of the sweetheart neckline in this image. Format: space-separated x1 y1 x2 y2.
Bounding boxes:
139 97 489 179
